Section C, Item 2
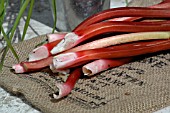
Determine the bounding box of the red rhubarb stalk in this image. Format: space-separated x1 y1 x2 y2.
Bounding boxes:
82 58 132 76
52 39 170 69
109 1 170 22
12 56 53 73
51 20 170 54
74 7 170 31
52 68 82 99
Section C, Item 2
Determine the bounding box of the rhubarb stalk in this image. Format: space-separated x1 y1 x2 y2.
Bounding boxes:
74 7 170 31
67 31 170 52
110 0 170 22
82 58 132 76
51 20 170 54
12 56 53 73
52 39 170 69
52 68 82 99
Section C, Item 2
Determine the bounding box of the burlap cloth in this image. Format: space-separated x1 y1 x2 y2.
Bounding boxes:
1 0 170 113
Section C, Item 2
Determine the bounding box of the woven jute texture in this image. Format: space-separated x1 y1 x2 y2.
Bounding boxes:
1 0 170 113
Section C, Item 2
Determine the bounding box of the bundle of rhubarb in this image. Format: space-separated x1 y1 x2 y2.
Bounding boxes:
12 0 170 99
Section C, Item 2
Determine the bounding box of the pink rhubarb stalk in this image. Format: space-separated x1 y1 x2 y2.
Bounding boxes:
12 56 53 73
51 20 170 54
67 31 170 52
52 68 82 99
82 58 132 76
52 39 170 69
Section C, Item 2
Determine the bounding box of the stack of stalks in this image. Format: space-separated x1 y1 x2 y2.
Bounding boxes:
12 0 170 99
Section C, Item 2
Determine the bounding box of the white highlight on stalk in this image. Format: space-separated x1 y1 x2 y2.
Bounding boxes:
28 46 49 61
12 64 25 73
51 32 79 54
53 52 78 69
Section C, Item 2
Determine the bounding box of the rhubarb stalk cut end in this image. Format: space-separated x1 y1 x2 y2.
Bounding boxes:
51 32 79 54
82 59 107 76
12 64 25 73
29 46 49 61
52 83 72 99
82 67 93 76
53 52 78 69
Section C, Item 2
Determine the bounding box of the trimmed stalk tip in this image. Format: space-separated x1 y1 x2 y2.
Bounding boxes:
12 64 25 73
51 32 79 54
51 83 72 99
29 46 49 61
53 52 78 69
